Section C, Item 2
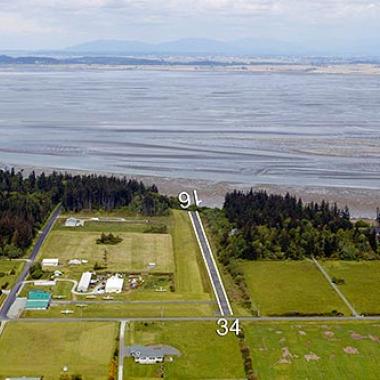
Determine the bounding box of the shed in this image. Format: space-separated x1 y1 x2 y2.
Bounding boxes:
105 275 124 293
77 272 92 292
42 258 59 267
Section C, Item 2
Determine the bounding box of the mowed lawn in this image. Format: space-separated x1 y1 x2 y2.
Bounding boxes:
39 230 174 273
242 261 350 316
322 260 380 315
0 322 118 379
124 322 245 379
245 322 380 380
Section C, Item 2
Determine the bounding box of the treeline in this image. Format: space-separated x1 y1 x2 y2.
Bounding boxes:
0 169 170 258
216 190 378 261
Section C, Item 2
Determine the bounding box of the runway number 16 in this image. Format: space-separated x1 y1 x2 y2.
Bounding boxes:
178 190 202 209
216 318 241 337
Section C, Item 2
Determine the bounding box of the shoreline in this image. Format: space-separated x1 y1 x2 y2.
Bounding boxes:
1 63 380 75
2 162 378 218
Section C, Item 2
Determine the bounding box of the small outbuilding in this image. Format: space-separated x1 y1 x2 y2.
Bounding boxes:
41 258 59 267
105 275 124 293
77 272 92 292
64 217 84 227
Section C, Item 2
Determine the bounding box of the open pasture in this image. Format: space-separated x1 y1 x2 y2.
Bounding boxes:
242 260 350 316
322 260 380 315
246 321 380 380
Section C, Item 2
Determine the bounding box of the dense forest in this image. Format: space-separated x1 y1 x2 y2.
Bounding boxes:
206 190 379 263
0 169 170 258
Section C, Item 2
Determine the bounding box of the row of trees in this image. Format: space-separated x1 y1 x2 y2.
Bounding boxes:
0 169 170 258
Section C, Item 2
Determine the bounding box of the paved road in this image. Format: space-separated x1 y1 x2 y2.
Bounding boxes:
5 315 377 323
189 211 233 316
0 205 62 319
118 321 126 380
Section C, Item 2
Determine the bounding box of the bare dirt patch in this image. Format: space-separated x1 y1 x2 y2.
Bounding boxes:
304 352 320 362
343 346 359 355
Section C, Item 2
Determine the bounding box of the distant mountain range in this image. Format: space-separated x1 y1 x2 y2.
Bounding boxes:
66 38 303 56
65 38 380 57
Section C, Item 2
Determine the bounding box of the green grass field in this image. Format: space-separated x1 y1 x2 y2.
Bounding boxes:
242 260 350 316
168 210 209 296
322 260 380 315
245 321 380 380
39 230 174 273
0 260 24 291
0 322 118 380
124 322 245 379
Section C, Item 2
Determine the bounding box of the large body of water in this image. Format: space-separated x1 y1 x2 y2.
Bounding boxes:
0 67 379 189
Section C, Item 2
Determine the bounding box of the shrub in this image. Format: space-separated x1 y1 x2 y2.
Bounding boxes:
96 233 123 245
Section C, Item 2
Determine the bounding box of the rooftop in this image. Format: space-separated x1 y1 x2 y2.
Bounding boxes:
126 344 181 359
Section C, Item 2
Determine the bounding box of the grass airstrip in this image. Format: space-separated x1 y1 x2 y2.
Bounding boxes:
0 322 118 380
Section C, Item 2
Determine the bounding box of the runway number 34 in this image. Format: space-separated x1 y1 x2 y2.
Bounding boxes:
216 318 241 337
178 190 202 209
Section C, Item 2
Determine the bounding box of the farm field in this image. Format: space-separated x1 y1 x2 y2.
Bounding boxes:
322 260 380 315
124 321 245 379
242 260 351 316
245 321 380 380
39 230 174 274
0 322 118 380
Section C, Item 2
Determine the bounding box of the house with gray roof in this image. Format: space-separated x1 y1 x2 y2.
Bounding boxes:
126 344 181 364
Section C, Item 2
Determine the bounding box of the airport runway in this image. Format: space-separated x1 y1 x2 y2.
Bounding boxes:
189 211 233 316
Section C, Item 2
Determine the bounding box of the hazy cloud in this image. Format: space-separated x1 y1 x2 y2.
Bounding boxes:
0 0 379 50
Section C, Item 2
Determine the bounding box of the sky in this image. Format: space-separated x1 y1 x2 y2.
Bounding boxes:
0 0 379 53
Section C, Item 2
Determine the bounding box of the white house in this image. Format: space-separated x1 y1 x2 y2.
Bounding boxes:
77 272 92 292
105 275 124 293
42 258 59 267
64 217 84 227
